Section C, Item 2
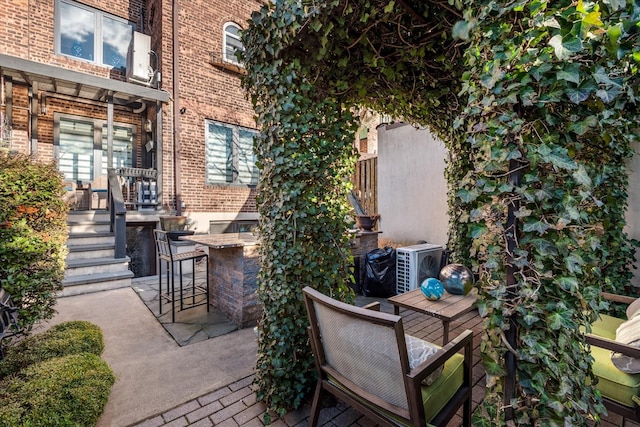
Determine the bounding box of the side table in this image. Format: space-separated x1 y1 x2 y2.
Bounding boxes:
388 288 477 344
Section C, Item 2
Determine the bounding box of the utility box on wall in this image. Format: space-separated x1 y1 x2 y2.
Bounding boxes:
126 32 151 85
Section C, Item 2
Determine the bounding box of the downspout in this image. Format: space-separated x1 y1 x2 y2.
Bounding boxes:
172 0 182 215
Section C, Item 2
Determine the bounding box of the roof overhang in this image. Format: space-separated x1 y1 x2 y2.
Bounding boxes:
0 54 169 104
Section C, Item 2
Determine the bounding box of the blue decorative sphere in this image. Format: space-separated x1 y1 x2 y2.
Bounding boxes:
439 264 474 296
420 278 445 300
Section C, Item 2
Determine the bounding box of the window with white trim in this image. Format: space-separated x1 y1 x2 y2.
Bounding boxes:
223 22 243 65
205 120 258 186
55 0 134 70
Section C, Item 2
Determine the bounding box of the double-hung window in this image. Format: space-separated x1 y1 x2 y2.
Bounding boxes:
223 22 243 65
205 120 259 186
55 0 134 71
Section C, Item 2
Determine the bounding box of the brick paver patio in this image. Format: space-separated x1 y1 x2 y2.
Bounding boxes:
130 307 640 427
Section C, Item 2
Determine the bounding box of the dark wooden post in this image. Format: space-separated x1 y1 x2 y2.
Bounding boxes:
504 158 520 420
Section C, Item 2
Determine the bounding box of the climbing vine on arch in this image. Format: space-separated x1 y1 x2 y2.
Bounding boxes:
242 0 639 424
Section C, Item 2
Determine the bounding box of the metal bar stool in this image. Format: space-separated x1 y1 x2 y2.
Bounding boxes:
153 230 209 322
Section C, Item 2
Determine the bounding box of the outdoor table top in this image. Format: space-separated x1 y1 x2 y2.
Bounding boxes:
181 233 259 249
388 288 478 322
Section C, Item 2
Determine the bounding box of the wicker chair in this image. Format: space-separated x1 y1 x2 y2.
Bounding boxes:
303 286 473 426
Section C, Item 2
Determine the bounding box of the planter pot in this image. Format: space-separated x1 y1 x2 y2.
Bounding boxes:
356 215 379 231
159 216 188 231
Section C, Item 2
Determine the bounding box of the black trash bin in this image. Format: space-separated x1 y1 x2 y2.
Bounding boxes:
362 246 396 297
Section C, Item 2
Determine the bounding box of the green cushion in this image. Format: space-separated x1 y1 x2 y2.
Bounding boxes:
326 352 465 425
421 353 465 423
588 314 640 408
591 345 640 407
590 314 625 340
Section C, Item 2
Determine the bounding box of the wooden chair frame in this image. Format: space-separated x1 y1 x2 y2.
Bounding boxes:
303 286 473 427
585 292 640 421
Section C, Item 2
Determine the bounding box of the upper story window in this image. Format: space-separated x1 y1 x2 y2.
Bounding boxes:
55 0 134 71
223 22 243 65
205 120 259 186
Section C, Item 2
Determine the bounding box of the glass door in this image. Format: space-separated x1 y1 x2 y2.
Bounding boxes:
56 114 136 184
58 117 97 184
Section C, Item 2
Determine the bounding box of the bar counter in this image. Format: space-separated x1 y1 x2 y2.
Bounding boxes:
182 233 261 328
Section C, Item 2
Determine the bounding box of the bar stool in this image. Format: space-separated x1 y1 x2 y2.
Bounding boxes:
153 230 210 322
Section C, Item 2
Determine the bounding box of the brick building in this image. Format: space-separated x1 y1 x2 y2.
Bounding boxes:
0 0 264 277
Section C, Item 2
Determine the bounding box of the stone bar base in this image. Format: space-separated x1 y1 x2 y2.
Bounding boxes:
208 245 261 328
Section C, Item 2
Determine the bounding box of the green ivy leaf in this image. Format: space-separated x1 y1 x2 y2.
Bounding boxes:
452 19 473 41
523 220 550 234
557 63 581 84
549 34 583 60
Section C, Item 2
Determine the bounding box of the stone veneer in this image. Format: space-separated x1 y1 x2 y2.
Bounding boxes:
208 244 261 328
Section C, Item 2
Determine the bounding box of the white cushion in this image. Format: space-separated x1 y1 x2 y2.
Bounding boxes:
405 334 444 386
611 315 640 373
626 298 640 319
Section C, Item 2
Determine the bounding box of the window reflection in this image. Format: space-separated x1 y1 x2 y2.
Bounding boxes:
57 0 133 70
59 2 95 61
102 16 132 70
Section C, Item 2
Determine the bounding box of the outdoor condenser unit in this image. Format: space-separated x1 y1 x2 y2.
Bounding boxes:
396 243 443 294
126 32 152 85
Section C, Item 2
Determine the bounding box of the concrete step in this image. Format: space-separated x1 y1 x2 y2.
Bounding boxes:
64 257 131 278
66 243 116 261
67 232 114 246
67 210 110 222
68 220 111 234
60 270 134 297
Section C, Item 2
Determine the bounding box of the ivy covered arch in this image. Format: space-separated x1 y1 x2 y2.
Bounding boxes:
241 0 640 425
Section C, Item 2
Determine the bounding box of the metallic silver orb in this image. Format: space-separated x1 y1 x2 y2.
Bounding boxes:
439 263 474 296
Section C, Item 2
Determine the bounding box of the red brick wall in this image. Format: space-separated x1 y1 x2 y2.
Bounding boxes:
167 0 263 213
1 0 264 216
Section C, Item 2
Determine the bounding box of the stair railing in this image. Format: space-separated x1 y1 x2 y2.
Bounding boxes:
107 168 127 259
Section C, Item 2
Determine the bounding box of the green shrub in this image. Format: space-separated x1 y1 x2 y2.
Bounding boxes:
0 353 115 427
0 321 104 378
0 153 68 337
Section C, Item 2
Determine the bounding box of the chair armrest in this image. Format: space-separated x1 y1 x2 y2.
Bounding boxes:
601 292 636 305
408 329 474 384
586 333 640 359
361 301 381 311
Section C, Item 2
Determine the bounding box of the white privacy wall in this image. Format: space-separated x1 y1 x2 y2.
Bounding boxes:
377 123 449 247
625 141 640 288
379 124 640 288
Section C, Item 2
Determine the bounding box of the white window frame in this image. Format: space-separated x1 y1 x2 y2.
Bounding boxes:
54 0 134 70
223 22 243 65
205 120 258 187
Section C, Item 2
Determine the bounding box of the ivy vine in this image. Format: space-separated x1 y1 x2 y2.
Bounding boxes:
242 0 639 424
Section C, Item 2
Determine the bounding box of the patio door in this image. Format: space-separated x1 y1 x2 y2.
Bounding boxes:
55 114 136 184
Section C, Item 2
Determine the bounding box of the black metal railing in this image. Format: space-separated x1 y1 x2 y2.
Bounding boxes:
107 168 127 259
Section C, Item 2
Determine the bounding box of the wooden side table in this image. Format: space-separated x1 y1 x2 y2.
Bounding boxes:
388 288 477 344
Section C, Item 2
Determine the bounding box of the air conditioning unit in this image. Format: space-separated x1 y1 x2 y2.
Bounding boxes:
126 32 152 85
396 244 443 294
